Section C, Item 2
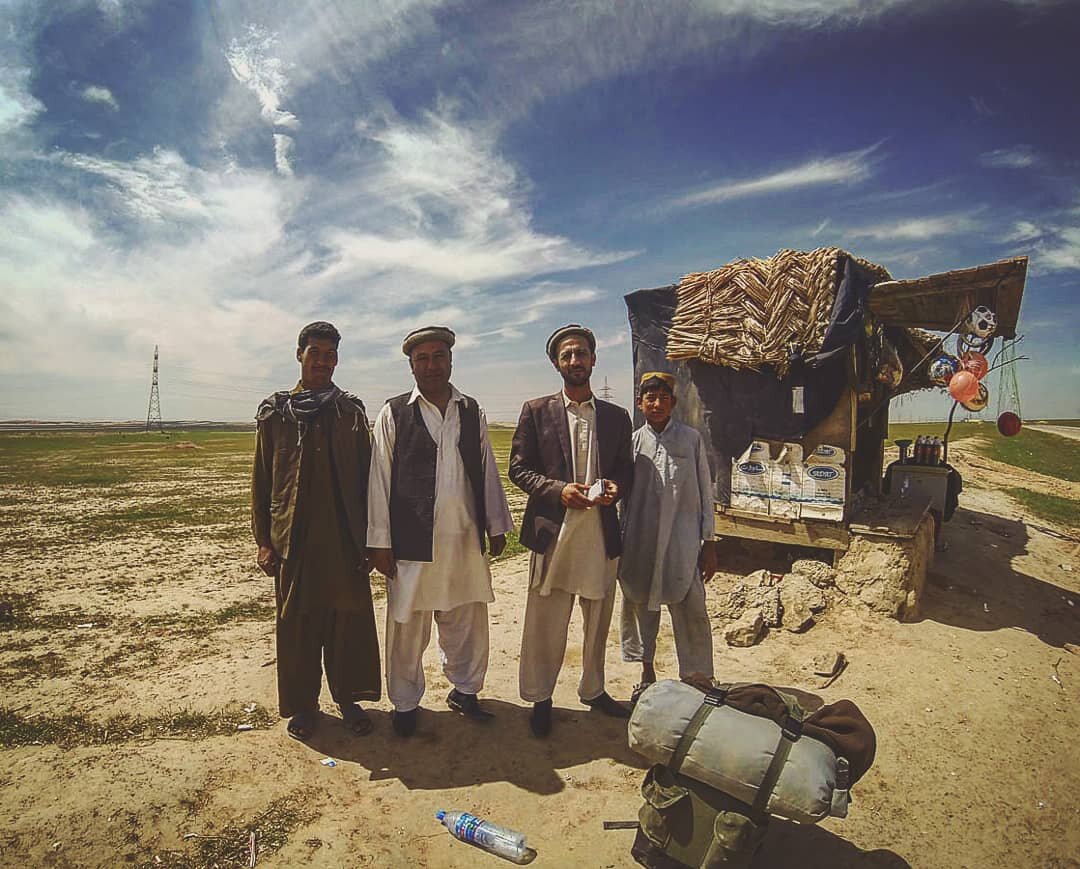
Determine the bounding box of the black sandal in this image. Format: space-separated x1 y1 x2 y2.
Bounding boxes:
339 703 373 736
286 710 318 741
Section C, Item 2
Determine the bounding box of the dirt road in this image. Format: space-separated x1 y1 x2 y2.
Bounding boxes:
1027 424 1080 441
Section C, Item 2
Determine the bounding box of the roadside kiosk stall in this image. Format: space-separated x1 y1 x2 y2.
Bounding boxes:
624 251 1027 619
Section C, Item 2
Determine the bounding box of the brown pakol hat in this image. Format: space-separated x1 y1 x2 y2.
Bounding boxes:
546 324 596 361
402 325 455 356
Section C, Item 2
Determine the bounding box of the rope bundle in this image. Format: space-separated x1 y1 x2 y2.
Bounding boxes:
666 248 891 377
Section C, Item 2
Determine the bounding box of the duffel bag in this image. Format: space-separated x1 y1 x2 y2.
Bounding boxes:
628 680 875 824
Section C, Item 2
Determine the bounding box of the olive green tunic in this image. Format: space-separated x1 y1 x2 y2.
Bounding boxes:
274 409 381 716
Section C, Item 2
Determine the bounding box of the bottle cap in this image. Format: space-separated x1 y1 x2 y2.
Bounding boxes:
436 810 446 821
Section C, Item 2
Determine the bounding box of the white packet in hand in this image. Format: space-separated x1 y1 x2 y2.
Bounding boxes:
587 478 605 501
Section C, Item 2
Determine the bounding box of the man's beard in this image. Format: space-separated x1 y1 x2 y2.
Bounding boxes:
562 368 590 387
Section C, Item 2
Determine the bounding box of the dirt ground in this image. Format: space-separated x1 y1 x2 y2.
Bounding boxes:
1 435 1078 868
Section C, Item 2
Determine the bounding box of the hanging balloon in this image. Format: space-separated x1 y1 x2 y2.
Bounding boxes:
947 369 980 403
961 382 989 412
966 306 998 339
959 351 989 379
997 411 1022 437
928 355 960 386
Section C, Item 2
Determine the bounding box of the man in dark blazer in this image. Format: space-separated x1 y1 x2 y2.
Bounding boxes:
510 324 635 737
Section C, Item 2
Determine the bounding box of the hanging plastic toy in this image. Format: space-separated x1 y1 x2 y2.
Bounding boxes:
948 369 980 403
928 355 960 386
959 351 989 380
966 306 998 339
961 382 989 412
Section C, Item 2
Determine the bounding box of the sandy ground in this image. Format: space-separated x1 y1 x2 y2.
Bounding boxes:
1 437 1078 868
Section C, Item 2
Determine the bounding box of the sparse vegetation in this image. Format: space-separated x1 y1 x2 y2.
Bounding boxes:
0 704 274 748
1004 488 1079 529
138 791 317 869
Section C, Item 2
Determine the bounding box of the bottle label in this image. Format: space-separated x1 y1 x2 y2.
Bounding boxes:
453 813 482 843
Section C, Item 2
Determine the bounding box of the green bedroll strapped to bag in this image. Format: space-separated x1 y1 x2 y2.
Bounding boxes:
627 680 875 868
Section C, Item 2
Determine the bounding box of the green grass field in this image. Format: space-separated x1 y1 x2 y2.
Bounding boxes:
0 428 531 561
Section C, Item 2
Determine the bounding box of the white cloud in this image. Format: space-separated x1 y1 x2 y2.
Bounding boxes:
845 213 981 242
55 148 213 223
980 145 1037 169
811 218 831 237
1002 220 1042 243
273 133 295 177
81 84 119 110
1035 226 1080 272
670 145 879 209
316 110 636 294
225 24 300 129
0 66 44 135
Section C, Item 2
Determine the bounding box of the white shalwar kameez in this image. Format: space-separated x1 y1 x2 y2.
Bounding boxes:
368 385 513 712
519 393 619 704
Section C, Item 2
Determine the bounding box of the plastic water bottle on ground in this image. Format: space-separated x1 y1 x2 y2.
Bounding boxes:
436 809 530 862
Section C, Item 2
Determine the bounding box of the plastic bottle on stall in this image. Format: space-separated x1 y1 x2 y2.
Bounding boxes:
933 438 943 466
914 436 925 464
436 810 529 862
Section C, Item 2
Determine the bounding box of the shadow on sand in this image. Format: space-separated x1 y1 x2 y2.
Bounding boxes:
753 819 911 868
303 699 647 794
917 505 1079 648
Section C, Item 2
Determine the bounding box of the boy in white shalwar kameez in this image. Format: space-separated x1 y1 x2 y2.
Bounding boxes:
618 372 717 699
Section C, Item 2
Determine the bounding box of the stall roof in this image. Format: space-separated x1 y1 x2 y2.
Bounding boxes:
868 256 1027 339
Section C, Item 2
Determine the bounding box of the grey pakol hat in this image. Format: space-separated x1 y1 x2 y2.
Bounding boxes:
402 325 455 356
545 324 596 361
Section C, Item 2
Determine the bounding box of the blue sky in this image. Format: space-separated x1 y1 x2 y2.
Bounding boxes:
1 0 1077 423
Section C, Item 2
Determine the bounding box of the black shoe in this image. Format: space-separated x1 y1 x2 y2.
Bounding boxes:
529 699 552 738
582 691 631 719
392 708 417 737
447 689 494 721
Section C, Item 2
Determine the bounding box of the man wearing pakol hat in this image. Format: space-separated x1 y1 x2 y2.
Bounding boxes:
618 372 717 701
368 326 514 737
251 321 381 741
510 324 635 737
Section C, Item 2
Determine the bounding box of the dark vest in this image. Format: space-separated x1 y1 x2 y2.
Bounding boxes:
388 392 487 562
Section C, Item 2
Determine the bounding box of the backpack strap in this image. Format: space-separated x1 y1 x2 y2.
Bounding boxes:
667 686 729 776
749 718 802 820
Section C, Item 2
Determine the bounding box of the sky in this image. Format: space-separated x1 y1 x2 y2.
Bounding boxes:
1 0 1078 424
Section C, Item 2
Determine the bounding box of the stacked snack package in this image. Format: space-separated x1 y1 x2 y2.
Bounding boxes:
800 444 846 522
730 440 772 514
769 442 804 519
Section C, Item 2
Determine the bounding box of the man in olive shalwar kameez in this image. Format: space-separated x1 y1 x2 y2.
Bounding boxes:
252 321 381 740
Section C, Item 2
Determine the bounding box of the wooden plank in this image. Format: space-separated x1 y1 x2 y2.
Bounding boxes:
848 496 932 539
868 257 1027 339
714 510 850 551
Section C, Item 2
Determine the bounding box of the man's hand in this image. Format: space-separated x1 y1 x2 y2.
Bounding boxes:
489 534 507 558
369 547 396 579
700 540 718 582
593 479 619 507
561 482 594 510
256 545 279 576
357 549 372 576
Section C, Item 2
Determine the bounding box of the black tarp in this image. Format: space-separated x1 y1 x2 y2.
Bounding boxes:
624 254 880 504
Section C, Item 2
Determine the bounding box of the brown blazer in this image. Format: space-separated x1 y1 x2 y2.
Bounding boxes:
509 392 634 558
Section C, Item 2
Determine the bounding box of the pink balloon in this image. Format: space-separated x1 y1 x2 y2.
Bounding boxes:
960 351 989 380
947 369 979 403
